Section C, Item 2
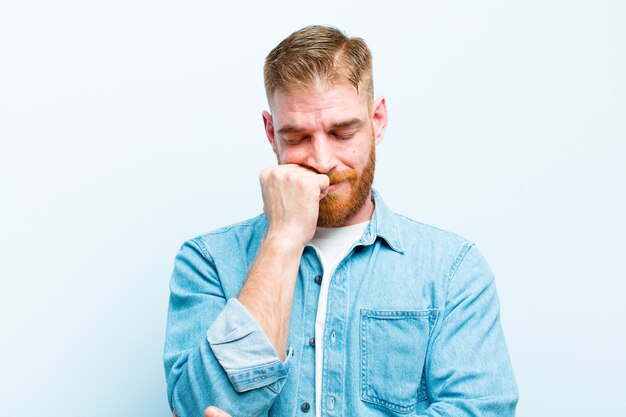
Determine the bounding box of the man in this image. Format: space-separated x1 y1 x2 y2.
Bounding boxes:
164 25 518 417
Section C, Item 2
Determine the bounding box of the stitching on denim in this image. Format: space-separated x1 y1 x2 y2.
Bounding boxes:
291 258 315 417
360 309 428 413
423 242 475 398
370 189 404 253
208 325 255 345
230 360 283 374
321 311 331 415
361 309 435 318
190 237 227 300
317 262 346 415
449 242 473 279
417 372 428 402
442 243 474 319
190 237 211 261
194 214 264 238
360 396 416 413
229 360 288 392
360 310 369 402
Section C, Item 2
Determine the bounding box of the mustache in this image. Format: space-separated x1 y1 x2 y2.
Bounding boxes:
327 169 357 184
299 165 358 184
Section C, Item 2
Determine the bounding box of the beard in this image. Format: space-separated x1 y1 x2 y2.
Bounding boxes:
317 139 376 227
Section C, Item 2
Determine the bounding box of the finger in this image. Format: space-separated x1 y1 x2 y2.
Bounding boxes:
290 163 318 174
317 174 330 199
205 406 232 417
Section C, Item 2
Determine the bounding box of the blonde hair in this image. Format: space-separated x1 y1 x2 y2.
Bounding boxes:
264 25 373 105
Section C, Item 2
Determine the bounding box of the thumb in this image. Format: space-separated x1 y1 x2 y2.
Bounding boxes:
205 406 232 417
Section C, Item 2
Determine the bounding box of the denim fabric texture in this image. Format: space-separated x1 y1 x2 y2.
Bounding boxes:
163 190 518 417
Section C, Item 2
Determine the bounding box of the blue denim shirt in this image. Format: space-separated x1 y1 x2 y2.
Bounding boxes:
164 191 518 417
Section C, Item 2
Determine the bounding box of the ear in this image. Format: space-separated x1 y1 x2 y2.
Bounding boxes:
262 110 278 153
371 96 388 145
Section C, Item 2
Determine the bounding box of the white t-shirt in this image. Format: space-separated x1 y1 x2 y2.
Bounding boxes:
309 221 369 417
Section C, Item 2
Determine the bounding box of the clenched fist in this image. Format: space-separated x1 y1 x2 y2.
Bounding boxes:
259 164 329 246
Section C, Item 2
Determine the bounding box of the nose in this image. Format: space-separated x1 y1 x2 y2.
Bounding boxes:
305 135 337 174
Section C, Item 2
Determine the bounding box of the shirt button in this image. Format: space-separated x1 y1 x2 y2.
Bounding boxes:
330 330 336 343
314 275 322 284
309 337 315 347
301 402 311 412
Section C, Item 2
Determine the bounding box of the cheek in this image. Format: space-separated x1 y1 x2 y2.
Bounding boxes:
342 144 370 169
278 147 307 165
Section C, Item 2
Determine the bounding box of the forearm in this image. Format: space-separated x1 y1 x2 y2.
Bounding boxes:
164 240 292 417
237 232 304 361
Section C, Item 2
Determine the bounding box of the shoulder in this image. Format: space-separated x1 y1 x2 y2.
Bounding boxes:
390 212 477 276
194 214 267 240
372 190 473 261
185 214 268 258
394 212 472 250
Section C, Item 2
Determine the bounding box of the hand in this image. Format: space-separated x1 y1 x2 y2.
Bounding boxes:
259 164 329 245
205 406 232 417
171 407 232 417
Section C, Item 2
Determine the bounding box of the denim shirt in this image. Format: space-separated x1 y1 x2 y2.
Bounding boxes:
163 191 518 417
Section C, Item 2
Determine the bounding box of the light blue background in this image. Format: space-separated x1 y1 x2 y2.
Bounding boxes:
1 1 624 416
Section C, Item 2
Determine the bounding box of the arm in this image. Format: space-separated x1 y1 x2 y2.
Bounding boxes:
420 244 519 417
164 165 328 417
164 240 287 417
237 232 304 362
238 164 328 361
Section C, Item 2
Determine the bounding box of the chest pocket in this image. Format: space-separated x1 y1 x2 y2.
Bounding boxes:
360 309 437 413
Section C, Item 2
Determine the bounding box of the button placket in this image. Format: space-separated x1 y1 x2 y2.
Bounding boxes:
294 259 321 417
321 266 347 417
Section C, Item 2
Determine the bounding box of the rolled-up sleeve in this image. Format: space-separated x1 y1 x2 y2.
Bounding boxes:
164 239 291 417
207 298 292 393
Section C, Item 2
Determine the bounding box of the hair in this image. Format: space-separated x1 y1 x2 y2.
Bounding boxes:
263 25 373 106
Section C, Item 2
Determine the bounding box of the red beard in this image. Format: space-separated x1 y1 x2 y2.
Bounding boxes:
317 140 375 227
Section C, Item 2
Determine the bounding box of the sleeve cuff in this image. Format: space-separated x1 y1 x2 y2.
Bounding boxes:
206 298 292 393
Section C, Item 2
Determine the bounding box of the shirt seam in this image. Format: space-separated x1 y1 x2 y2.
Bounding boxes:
424 241 474 396
448 242 474 282
193 214 265 239
180 236 208 265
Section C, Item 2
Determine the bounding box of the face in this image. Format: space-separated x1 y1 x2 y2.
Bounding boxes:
263 82 388 227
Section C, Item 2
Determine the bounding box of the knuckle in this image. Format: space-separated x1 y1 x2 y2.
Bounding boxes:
260 167 280 182
285 170 299 182
295 175 310 188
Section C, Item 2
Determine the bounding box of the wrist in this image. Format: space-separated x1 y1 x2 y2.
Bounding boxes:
265 228 309 252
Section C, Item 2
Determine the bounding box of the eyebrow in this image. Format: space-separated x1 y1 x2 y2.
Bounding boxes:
331 118 363 130
277 118 364 135
277 125 306 135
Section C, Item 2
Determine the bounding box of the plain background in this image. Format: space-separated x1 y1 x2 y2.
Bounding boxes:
1 0 624 415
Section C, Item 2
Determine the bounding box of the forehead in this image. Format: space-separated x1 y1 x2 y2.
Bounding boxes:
270 82 369 129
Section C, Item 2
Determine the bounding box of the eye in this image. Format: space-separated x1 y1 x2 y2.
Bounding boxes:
284 135 310 145
331 131 355 140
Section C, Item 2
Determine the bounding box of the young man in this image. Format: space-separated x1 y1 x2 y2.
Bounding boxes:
164 25 518 417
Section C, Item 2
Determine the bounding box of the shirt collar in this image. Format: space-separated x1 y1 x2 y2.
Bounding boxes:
360 189 405 253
